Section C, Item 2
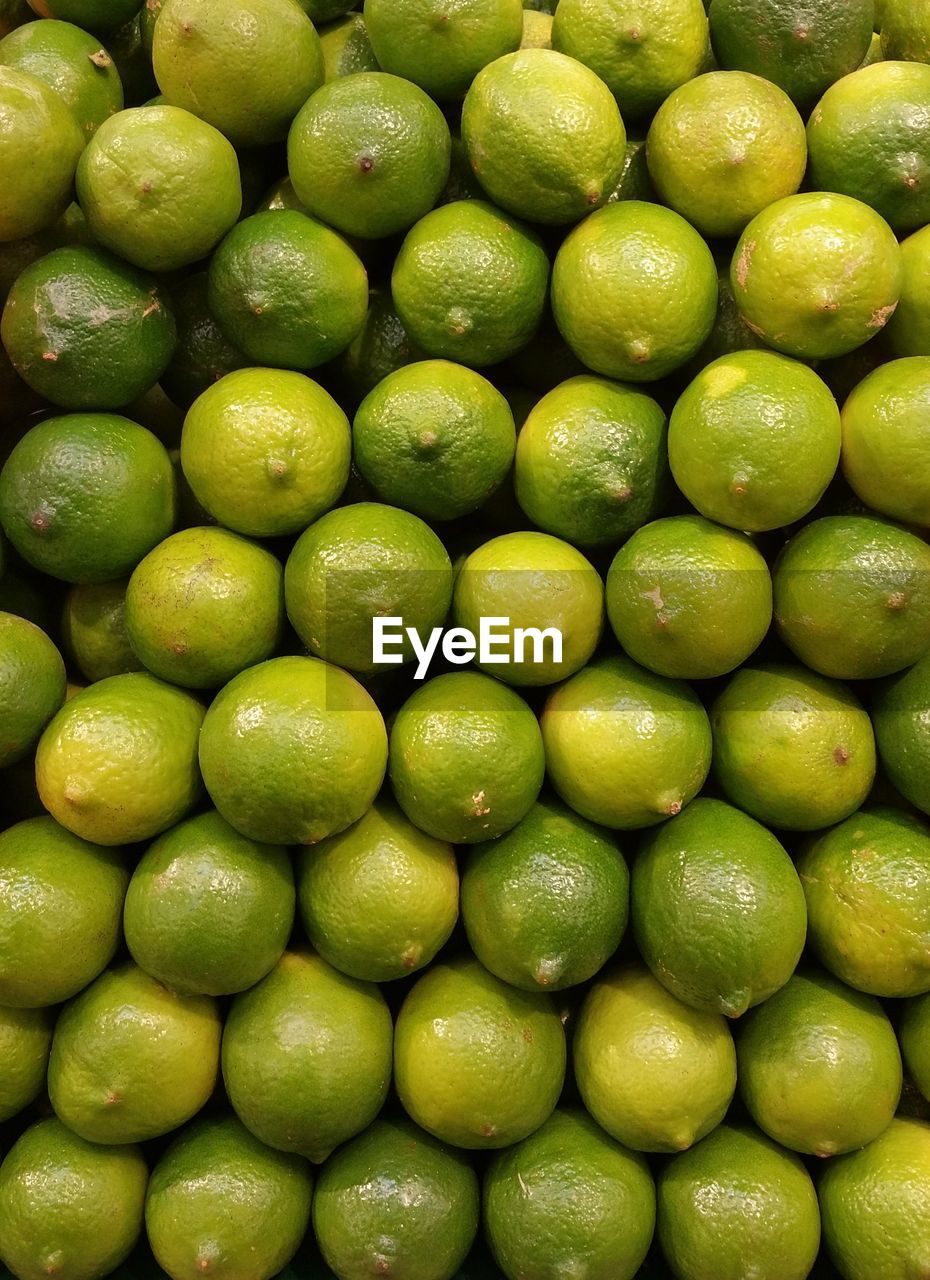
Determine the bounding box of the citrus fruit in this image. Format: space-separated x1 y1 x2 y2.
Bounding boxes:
36 671 204 845
313 1117 480 1280
606 515 772 680
514 374 669 548
798 806 930 997
882 0 930 61
207 210 368 370
318 13 380 80
633 797 806 1018
199 655 386 845
297 798 458 982
711 663 876 830
452 531 604 685
0 1005 53 1121
819 1118 930 1280
300 0 355 22
609 135 655 202
873 652 930 815
646 70 807 238
730 193 902 359
145 1114 314 1280
0 1118 147 1280
461 797 628 992
124 809 295 996
736 969 903 1156
159 272 248 410
0 610 66 764
657 1125 821 1280
574 964 737 1152
353 360 515 521
773 514 930 679
541 654 712 829
288 72 451 239
222 949 393 1163
681 259 768 376
0 64 84 241
394 954 566 1149
26 0 141 33
0 19 123 139
332 287 419 407
668 350 841 532
153 0 324 146
284 502 453 675
520 8 552 46
485 1109 656 1280
885 224 930 357
388 671 545 844
391 199 549 367
901 994 930 1100
1 246 176 408
363 0 523 101
552 0 710 121
181 368 349 538
0 0 29 36
0 815 127 1007
552 200 718 382
61 580 141 682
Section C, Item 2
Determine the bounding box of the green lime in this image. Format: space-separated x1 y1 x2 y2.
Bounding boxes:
199 655 386 845
609 136 655 203
124 810 295 996
0 1118 147 1280
180 368 349 538
284 502 453 675
353 359 515 521
646 70 806 237
153 0 324 146
222 949 393 1163
299 0 355 22
606 515 772 680
313 1117 479 1280
36 672 204 845
0 0 32 36
297 798 458 982
146 1114 313 1280
521 8 552 45
541 654 712 829
107 10 157 106
552 201 717 382
392 199 549 367
901 994 930 1100
0 1005 53 1121
711 663 876 830
0 64 84 241
485 1109 655 1280
0 611 65 765
773 514 930 679
657 1124 821 1280
62 580 141 682
319 13 380 80
574 964 736 1152
681 260 767 377
873 652 930 815
388 671 545 844
332 287 419 406
730 193 902 359
157 274 247 410
0 19 123 139
27 0 141 33
394 954 565 1149
1 246 176 409
736 969 902 1156
364 0 523 101
882 0 930 60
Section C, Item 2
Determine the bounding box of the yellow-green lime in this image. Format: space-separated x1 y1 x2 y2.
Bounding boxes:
0 611 65 764
332 287 420 407
0 1005 53 1121
318 13 379 80
884 224 930 357
0 19 122 139
901 993 930 1100
520 8 552 46
574 964 736 1152
0 64 84 241
159 272 248 410
62 580 141 682
882 0 930 61
26 0 140 34
873 652 930 816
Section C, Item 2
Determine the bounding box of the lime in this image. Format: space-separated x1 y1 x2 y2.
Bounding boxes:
0 64 84 242
0 19 123 139
606 515 772 680
300 0 355 21
730 193 902 359
882 0 930 61
199 655 386 845
107 10 156 106
158 272 248 410
319 13 380 80
1 0 35 33
62 581 141 682
36 672 204 845
332 287 420 406
394 954 565 1149
901 994 930 1100
0 1005 53 1121
682 260 768 377
485 1109 655 1280
353 360 515 522
1 246 176 409
736 969 902 1156
181 368 349 538
773 514 930 679
541 654 712 829
48 962 220 1144
711 663 876 830
222 949 393 1163
388 671 545 844
392 199 549 367
0 1118 146 1280
874 652 930 815
609 136 655 202
364 0 523 101
153 0 324 147
146 1115 313 1280
124 809 295 996
26 0 141 33
574 964 736 1152
552 201 717 382
657 1125 821 1280
284 502 453 675
0 611 65 765
453 531 604 685
521 8 552 46
313 1117 480 1280
646 70 806 237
